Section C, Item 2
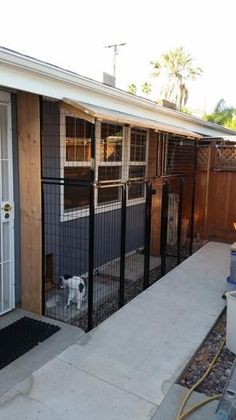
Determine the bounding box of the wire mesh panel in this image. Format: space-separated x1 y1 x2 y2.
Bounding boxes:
148 181 163 286
42 179 90 332
180 176 195 257
163 137 196 263
165 137 195 176
91 182 122 327
40 98 206 331
91 180 153 326
123 181 147 304
166 177 181 270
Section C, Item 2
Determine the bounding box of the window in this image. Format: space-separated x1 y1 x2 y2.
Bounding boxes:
66 116 91 162
128 128 147 200
98 166 121 204
64 167 90 210
64 116 92 212
130 128 147 162
129 165 146 199
97 122 123 205
100 123 123 162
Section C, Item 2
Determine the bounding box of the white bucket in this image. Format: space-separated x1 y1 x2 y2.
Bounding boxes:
226 290 236 355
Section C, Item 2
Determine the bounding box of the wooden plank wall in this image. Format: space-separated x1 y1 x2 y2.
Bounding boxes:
17 92 42 314
206 171 236 243
194 143 236 243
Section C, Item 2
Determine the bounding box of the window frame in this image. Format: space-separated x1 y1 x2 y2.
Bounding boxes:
60 109 149 222
127 126 149 203
60 109 92 221
96 121 125 206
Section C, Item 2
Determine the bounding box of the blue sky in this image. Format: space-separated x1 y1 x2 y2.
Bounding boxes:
0 0 235 114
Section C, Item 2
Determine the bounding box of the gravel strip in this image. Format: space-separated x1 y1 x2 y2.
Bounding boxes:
178 310 236 397
48 256 184 331
73 257 178 330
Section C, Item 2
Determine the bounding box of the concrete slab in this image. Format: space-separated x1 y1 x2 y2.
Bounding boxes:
0 308 85 397
0 357 157 420
59 242 228 406
152 384 218 419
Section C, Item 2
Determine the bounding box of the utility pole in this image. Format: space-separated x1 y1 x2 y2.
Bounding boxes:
105 43 127 80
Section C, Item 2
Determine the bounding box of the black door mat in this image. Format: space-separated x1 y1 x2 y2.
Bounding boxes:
0 316 60 370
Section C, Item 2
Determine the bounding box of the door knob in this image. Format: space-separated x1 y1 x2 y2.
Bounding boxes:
3 203 12 212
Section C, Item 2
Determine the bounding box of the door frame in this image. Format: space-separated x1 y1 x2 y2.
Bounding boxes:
0 90 15 315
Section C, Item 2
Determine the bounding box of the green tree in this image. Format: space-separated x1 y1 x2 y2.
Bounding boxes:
151 46 202 110
203 99 236 130
141 82 152 96
127 83 137 95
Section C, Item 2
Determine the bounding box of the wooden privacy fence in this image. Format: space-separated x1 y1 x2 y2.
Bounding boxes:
194 141 236 243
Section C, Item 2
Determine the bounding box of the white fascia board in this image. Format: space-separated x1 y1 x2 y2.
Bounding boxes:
0 47 235 138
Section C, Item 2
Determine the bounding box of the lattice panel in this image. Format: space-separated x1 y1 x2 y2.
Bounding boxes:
196 146 209 171
214 144 236 170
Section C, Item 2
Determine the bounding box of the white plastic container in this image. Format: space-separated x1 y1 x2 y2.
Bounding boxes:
226 290 236 355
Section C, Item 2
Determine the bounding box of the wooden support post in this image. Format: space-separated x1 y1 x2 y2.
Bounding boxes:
17 92 42 314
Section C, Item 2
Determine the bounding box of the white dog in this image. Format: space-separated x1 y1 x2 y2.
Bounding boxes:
60 275 87 310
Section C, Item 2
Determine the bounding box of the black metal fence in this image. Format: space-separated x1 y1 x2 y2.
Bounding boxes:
40 100 202 331
42 173 200 331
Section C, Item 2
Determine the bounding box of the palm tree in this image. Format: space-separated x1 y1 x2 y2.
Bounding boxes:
127 83 137 95
204 99 236 130
141 82 152 96
151 47 202 110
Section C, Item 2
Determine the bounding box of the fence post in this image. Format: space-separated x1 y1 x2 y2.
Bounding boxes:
88 122 96 331
41 181 45 316
160 179 169 276
119 183 127 307
143 181 152 290
189 143 197 255
177 177 183 265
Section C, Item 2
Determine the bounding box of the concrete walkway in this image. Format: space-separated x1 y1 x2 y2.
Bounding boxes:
0 242 229 419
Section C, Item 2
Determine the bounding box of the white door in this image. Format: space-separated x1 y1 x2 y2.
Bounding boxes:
0 92 15 315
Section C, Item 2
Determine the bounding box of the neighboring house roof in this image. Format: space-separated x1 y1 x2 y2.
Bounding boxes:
0 46 235 138
208 135 236 142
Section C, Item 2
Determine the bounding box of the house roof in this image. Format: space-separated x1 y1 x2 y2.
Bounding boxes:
0 46 235 138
